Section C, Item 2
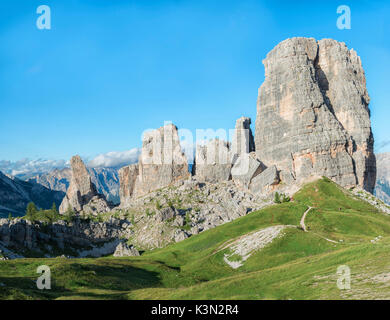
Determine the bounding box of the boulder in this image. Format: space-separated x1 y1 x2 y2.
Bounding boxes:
113 242 140 257
156 206 177 222
231 152 265 188
249 165 280 193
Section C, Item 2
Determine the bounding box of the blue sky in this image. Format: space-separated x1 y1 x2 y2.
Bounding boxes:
0 0 389 163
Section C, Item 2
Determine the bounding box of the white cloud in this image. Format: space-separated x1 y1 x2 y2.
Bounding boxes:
0 158 68 178
88 148 141 168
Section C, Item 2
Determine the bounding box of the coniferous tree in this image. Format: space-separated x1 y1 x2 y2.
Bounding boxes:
26 202 38 220
65 206 75 223
51 202 58 214
274 192 281 204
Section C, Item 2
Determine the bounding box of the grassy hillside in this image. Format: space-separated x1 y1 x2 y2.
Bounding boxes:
1 177 390 300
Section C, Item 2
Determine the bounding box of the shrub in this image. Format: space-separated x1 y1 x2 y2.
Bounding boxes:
281 193 291 203
167 199 174 208
64 206 76 223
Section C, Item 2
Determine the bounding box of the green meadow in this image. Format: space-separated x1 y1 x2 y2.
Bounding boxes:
1 178 389 300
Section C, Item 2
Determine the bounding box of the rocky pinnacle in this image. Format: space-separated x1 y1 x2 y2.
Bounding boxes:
254 37 376 192
59 155 109 214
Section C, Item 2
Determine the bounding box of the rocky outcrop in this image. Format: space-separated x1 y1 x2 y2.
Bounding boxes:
118 164 139 207
113 242 140 257
255 37 376 193
192 117 257 185
249 165 280 193
136 124 190 195
59 156 111 214
375 153 390 204
119 124 189 203
229 117 267 190
231 117 255 155
0 217 134 258
192 139 232 183
122 177 271 249
231 153 265 189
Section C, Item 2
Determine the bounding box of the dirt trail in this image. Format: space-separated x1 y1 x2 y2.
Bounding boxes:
300 206 313 232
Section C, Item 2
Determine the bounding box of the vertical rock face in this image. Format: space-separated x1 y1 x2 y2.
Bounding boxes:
118 164 139 207
230 116 265 189
192 117 259 186
136 124 189 195
119 124 189 203
231 117 255 155
59 156 109 214
192 139 232 183
255 37 376 192
315 39 376 191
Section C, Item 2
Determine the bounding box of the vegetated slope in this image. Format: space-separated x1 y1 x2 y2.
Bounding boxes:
1 178 390 300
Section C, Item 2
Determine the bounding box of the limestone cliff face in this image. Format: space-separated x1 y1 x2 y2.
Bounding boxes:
136 124 189 196
192 139 232 183
59 156 110 214
119 124 189 204
255 37 376 192
118 164 139 207
231 117 255 155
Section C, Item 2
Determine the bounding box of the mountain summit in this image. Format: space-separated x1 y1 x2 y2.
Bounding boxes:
255 38 376 192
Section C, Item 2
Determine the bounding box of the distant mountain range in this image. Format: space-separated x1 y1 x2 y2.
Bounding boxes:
375 153 390 205
0 171 64 217
0 150 389 217
28 167 121 204
0 159 69 179
0 154 137 206
0 158 122 217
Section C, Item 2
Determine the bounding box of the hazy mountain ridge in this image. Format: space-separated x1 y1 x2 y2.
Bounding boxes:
374 152 390 204
0 171 64 217
27 167 120 204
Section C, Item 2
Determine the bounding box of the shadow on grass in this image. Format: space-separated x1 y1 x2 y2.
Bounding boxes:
0 262 163 300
